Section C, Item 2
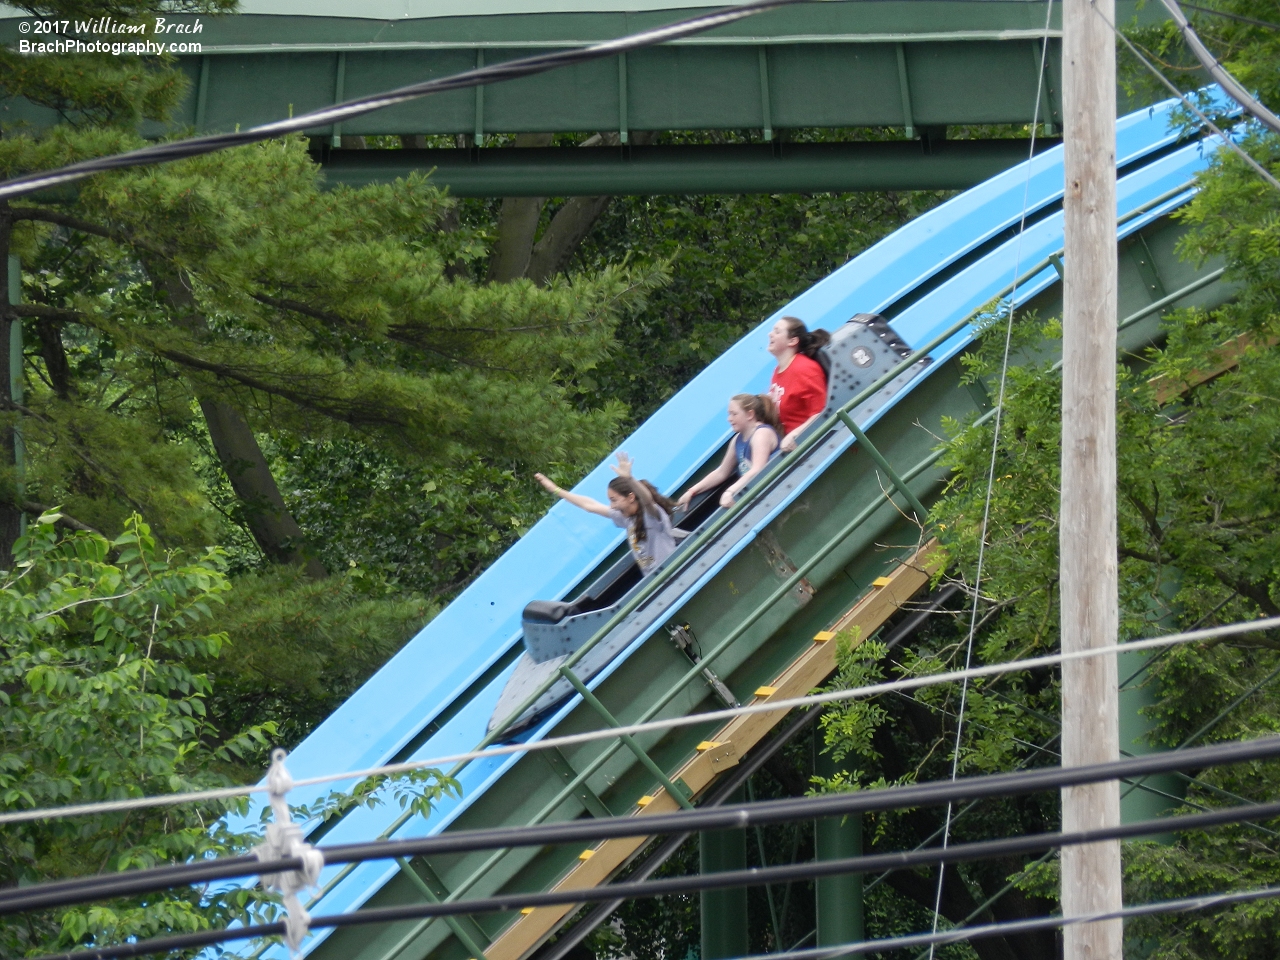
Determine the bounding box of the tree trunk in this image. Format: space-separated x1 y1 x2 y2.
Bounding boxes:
35 319 70 399
198 396 328 578
486 133 555 283
526 194 614 284
153 271 328 579
526 131 655 285
0 203 21 565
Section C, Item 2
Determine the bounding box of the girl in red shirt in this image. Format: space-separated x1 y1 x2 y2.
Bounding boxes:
767 316 830 451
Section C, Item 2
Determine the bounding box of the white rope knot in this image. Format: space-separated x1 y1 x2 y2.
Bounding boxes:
254 748 325 955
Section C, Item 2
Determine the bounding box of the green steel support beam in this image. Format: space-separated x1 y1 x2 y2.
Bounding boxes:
701 791 749 960
315 139 1060 196
618 52 629 145
814 749 863 946
557 665 695 809
474 50 485 146
758 46 773 142
331 51 346 148
895 43 915 139
395 856 492 960
836 410 929 521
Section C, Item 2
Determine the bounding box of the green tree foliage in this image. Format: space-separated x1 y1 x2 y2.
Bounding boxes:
0 511 269 956
0 512 456 956
0 0 666 748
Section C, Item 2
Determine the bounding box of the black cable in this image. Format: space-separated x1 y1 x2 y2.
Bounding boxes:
1157 0 1280 136
736 884 1280 960
319 733 1280 862
28 794 1280 960
6 733 1280 920
1180 2 1280 32
0 0 811 202
535 705 824 960
8 734 1280 915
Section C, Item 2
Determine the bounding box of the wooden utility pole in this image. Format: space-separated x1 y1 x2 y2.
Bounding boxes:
1060 0 1123 954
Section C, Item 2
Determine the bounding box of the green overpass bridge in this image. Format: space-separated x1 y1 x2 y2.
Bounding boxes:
0 0 1171 194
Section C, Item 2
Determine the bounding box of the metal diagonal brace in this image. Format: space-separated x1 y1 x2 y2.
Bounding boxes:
395 856 492 960
558 666 695 810
836 411 929 522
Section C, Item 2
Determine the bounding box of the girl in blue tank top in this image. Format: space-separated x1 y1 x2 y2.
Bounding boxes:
677 394 781 510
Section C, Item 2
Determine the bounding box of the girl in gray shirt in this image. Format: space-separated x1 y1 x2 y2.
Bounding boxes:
535 453 678 577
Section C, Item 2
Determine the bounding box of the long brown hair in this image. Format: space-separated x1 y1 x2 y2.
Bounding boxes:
731 393 781 433
780 316 832 361
607 476 671 543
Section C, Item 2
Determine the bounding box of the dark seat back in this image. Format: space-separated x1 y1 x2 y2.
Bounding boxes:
523 600 581 624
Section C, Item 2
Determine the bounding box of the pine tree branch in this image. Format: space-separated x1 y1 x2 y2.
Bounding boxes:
20 501 102 535
9 303 83 322
9 207 172 258
152 344 409 428
0 396 150 518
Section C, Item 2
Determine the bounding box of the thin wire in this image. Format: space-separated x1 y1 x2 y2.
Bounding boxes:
1 614 1278 828
1180 2 1280 31
1157 0 1280 136
7 733 1280 930
0 0 810 202
927 4 1055 950
747 884 1280 960
23 800 1280 960
1094 2 1280 190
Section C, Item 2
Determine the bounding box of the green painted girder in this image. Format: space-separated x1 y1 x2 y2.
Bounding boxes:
315 138 1061 194
307 208 1233 960
0 2 1167 142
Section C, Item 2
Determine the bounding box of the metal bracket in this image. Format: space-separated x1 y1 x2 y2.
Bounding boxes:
755 530 816 605
669 624 740 708
538 747 613 818
1131 233 1168 300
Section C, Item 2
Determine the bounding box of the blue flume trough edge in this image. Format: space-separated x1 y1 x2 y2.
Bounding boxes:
267 123 1221 959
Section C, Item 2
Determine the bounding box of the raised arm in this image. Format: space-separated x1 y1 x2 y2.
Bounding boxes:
535 473 612 517
676 442 737 509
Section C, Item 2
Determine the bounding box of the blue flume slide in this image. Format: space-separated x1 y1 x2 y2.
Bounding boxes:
243 96 1225 957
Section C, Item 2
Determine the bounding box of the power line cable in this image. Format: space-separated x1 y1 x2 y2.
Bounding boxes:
741 883 1280 960
0 0 810 202
1157 0 1280 135
5 732 1280 920
1094 2 1280 189
24 789 1280 960
1179 2 1280 31
2 613 1277 829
